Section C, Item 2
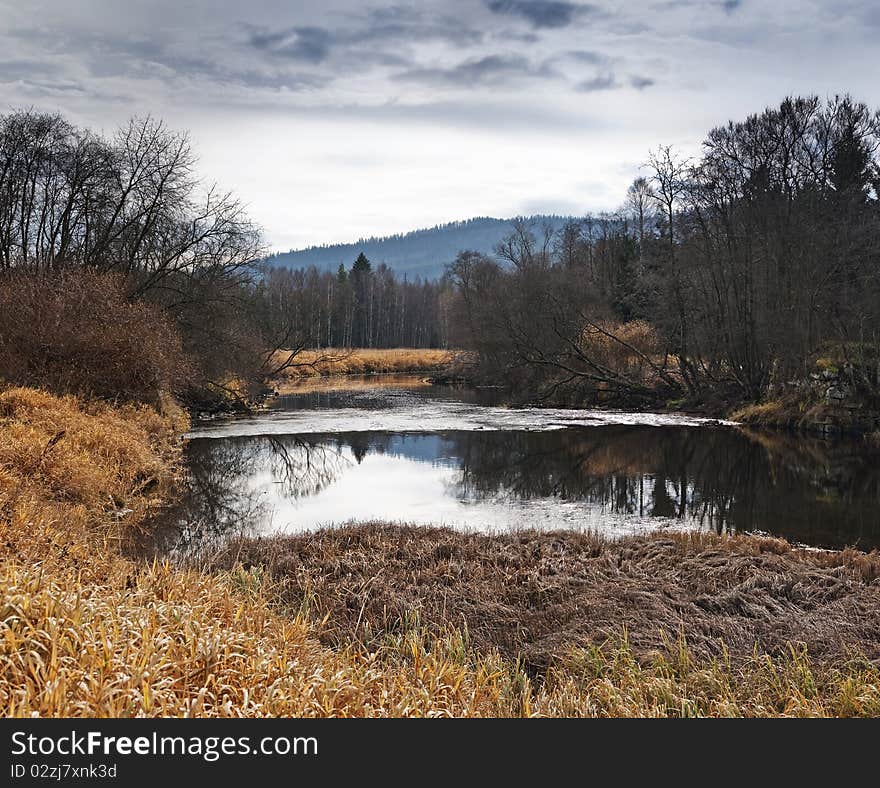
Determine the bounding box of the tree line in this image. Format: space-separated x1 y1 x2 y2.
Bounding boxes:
450 95 880 407
0 109 272 404
255 253 452 350
0 108 451 409
2 96 878 411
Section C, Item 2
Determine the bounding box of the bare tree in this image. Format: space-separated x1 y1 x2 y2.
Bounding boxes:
625 176 655 257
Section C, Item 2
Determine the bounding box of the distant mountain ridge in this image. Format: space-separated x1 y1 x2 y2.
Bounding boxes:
263 215 579 279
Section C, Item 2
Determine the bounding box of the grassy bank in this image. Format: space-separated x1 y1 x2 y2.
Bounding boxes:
272 348 453 382
0 387 535 716
731 397 879 436
2 386 880 716
207 525 880 672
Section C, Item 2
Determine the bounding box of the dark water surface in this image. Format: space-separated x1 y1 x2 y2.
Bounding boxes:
150 374 880 554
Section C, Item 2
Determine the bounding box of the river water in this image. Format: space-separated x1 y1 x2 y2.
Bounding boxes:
150 374 880 554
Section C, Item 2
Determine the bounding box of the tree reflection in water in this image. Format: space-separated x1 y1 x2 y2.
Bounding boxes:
141 435 352 556
142 424 880 556
452 426 880 547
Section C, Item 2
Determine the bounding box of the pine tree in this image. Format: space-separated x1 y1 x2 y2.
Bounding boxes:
352 252 372 275
350 253 372 346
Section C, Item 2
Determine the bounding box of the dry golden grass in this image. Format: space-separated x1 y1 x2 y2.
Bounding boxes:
0 387 185 529
0 559 544 717
731 397 804 428
209 525 880 672
0 387 528 717
731 395 876 434
277 373 434 396
272 348 454 380
2 385 879 717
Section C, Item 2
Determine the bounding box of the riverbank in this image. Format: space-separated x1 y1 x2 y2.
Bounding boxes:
450 347 880 439
192 348 457 418
0 386 539 716
732 397 880 439
205 524 880 672
272 348 454 386
2 385 879 716
263 346 880 440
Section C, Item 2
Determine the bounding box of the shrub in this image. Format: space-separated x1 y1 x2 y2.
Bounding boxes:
580 320 663 385
0 270 190 405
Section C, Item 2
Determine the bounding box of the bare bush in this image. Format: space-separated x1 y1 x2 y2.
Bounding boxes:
580 320 663 386
0 270 190 405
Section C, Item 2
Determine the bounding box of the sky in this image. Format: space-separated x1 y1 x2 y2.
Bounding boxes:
1 0 878 251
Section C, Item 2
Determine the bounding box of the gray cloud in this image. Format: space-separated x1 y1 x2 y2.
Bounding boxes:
575 73 617 91
250 26 333 63
519 195 586 214
247 7 483 69
0 58 63 82
9 79 89 97
565 49 608 65
653 0 743 13
393 54 557 87
300 96 605 135
352 6 484 46
496 30 542 43
574 71 656 92
484 0 588 29
1 22 334 103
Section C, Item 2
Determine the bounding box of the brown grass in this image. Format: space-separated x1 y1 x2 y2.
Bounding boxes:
0 271 191 405
272 348 454 380
2 386 880 716
731 397 807 429
0 387 533 717
731 396 878 435
276 373 434 396
0 386 185 531
206 525 880 673
581 320 662 381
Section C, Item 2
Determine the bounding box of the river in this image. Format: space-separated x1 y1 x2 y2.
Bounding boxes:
148 374 880 554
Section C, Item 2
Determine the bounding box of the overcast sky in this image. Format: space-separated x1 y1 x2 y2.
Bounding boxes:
1 1 878 250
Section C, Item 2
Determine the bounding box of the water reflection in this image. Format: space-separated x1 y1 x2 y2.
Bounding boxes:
145 423 880 556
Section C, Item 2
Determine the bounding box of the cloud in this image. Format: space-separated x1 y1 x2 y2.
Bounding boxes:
249 26 333 63
0 58 62 82
575 73 617 91
484 0 587 29
519 196 586 214
7 79 90 97
565 49 608 65
574 71 656 91
353 6 484 46
247 8 483 69
393 54 557 87
301 97 604 135
629 74 655 89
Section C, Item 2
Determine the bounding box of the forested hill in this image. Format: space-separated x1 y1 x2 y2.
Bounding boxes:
264 215 578 279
